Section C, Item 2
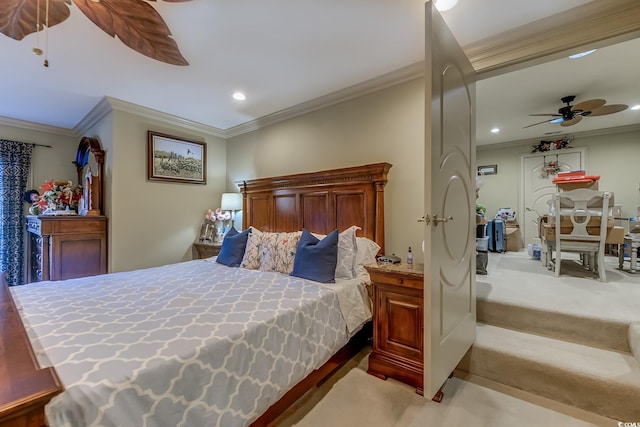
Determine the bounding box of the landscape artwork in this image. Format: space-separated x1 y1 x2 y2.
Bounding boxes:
147 131 206 184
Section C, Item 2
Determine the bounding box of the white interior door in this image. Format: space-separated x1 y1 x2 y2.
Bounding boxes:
521 149 585 246
423 1 476 399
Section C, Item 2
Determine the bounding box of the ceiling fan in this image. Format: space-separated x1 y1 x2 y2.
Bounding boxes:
523 95 628 128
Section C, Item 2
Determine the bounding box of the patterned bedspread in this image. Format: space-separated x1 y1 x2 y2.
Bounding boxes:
11 260 369 427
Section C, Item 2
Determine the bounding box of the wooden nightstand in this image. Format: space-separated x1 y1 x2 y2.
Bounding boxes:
193 242 222 259
365 262 424 395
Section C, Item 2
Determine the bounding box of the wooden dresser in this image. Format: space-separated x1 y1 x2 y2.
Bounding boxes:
193 242 222 259
365 262 424 395
0 274 63 427
26 215 108 283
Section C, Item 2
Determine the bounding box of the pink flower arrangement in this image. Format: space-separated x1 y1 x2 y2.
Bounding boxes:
205 208 231 222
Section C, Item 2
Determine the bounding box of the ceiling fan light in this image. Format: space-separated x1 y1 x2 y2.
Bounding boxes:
550 117 563 123
569 49 596 59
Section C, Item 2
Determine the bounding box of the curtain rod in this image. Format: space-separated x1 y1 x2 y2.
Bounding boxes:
32 143 52 148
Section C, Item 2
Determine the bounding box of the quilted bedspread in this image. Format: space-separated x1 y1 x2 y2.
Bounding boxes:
10 260 363 427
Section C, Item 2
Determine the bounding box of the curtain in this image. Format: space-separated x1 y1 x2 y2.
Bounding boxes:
0 139 33 286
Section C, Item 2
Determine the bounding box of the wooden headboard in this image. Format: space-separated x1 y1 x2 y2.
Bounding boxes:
237 163 392 254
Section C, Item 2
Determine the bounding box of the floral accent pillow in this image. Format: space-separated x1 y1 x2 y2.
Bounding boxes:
335 225 360 279
259 231 302 274
240 227 263 270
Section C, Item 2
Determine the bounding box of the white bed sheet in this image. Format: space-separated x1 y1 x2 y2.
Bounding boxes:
10 259 372 427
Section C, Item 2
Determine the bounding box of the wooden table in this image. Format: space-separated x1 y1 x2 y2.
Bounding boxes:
193 242 222 259
539 222 624 270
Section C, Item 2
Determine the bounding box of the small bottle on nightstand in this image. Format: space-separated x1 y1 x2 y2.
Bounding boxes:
407 246 413 266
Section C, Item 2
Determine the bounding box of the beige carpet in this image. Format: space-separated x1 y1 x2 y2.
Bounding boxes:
273 251 638 427
288 366 601 427
462 250 640 423
478 251 640 325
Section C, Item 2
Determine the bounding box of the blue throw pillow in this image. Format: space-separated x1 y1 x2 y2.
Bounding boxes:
290 228 338 283
216 227 250 267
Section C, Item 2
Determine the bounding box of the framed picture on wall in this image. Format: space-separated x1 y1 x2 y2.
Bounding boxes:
477 164 497 176
147 131 206 184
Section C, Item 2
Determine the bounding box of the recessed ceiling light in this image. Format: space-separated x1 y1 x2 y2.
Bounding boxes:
232 92 246 101
490 128 500 133
631 105 640 111
568 49 596 59
434 0 458 12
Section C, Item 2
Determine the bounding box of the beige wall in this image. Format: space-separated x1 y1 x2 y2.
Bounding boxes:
477 127 640 223
0 125 77 216
228 78 426 262
3 114 227 275
6 82 636 273
74 110 228 273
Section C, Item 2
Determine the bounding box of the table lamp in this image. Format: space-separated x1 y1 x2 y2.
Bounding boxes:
220 192 243 230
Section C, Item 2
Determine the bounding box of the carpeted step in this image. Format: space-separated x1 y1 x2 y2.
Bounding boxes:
457 323 640 422
477 297 630 353
630 322 640 365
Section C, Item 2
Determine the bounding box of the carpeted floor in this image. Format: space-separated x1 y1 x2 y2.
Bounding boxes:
279 350 603 427
478 251 640 324
273 250 638 427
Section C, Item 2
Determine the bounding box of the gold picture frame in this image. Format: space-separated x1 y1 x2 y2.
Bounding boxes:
147 131 206 184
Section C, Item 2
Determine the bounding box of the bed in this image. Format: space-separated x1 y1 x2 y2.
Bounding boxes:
0 162 391 427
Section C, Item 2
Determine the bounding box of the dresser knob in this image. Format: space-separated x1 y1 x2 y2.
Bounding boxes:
397 278 404 284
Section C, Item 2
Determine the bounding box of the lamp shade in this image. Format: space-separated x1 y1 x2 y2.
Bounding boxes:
220 193 242 211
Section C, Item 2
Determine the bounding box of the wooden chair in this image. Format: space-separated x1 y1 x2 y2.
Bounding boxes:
553 189 612 282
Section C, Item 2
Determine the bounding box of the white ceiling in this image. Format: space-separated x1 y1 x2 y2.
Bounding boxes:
1 0 638 144
476 36 640 146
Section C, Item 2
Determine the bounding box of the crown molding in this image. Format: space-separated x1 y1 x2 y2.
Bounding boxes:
75 97 227 138
465 0 640 78
223 62 425 139
477 123 640 152
73 97 113 135
0 115 77 137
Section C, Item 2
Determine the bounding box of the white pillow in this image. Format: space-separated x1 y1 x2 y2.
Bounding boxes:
355 236 380 267
335 225 360 279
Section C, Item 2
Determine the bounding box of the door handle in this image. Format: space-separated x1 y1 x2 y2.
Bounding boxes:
526 207 534 212
432 215 453 226
417 215 431 225
419 214 453 227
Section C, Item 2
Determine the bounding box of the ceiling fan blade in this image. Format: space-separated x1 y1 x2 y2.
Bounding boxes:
523 119 555 129
587 104 629 116
560 115 583 127
572 98 606 112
